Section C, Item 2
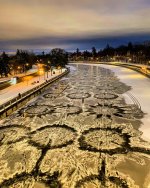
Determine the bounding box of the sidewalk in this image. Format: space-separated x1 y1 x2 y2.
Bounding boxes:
0 68 66 105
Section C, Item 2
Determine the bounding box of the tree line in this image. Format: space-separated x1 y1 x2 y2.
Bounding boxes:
0 48 68 77
69 42 150 64
1 42 150 77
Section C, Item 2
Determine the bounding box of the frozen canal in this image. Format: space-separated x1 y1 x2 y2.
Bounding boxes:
0 63 150 188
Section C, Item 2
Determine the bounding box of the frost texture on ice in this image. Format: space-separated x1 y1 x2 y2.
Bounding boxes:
0 64 150 188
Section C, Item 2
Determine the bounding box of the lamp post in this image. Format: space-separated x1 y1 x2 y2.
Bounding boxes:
44 70 46 80
25 63 29 75
39 69 42 81
46 66 49 79
44 65 49 79
17 66 21 74
50 66 52 76
37 63 41 81
47 60 51 77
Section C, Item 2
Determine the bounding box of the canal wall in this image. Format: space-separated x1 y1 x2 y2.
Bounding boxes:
0 68 70 119
100 62 150 78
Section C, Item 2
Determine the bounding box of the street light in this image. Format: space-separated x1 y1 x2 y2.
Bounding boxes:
25 63 29 75
47 61 51 78
17 66 21 73
38 68 44 81
45 65 49 79
23 75 32 86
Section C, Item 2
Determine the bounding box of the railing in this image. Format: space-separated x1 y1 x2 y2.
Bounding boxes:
0 68 70 116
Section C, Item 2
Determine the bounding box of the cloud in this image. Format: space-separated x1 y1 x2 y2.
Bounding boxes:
1 32 150 52
0 0 150 50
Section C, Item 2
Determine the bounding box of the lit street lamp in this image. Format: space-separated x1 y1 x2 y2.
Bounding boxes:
17 66 21 73
39 69 43 81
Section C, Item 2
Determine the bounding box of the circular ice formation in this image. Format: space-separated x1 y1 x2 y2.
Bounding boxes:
75 85 93 90
95 85 116 91
0 125 27 145
54 105 82 115
66 92 91 100
79 127 131 154
94 93 118 100
0 171 61 188
75 175 129 188
20 105 53 117
29 124 77 149
43 92 64 98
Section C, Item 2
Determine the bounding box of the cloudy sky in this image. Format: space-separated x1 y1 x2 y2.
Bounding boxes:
0 0 150 52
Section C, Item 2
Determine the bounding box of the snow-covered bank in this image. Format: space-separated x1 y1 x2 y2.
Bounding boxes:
72 63 150 142
0 68 66 106
99 64 150 142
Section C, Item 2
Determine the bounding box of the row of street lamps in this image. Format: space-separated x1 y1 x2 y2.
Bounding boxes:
21 59 63 86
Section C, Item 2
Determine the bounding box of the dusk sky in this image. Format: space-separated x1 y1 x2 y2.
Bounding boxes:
1 0 150 52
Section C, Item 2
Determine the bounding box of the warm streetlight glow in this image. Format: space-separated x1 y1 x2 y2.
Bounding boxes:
39 69 44 75
141 66 149 74
23 75 33 86
141 66 146 71
37 63 43 69
23 75 33 81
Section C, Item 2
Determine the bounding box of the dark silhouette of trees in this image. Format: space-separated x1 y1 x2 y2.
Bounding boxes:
70 42 150 64
128 42 133 52
16 50 27 72
103 44 115 57
92 47 97 59
14 50 36 73
76 48 80 57
83 50 91 60
50 48 68 67
0 48 69 78
0 52 10 77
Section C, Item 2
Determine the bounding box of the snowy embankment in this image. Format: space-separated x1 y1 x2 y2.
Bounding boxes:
71 62 150 142
97 64 150 142
0 68 66 106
